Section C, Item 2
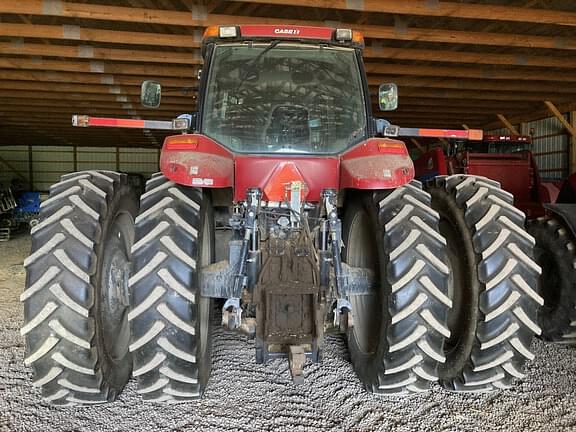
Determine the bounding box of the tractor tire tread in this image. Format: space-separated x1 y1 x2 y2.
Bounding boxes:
22 170 129 405
129 175 203 402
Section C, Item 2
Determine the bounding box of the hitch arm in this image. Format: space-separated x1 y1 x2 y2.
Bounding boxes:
72 115 189 131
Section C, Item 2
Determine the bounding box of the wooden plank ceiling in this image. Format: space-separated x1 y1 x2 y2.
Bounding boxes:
0 0 575 148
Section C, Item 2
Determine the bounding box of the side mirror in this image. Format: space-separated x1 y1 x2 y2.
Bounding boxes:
141 80 162 108
378 83 398 111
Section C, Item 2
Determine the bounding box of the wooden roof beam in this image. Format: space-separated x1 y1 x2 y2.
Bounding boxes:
1 2 576 51
0 42 201 66
0 90 193 105
496 114 520 134
365 63 576 83
545 101 576 139
5 0 574 28
367 77 576 95
0 70 193 88
363 46 576 70
0 57 196 77
482 101 576 130
228 0 576 27
0 98 189 111
3 23 576 68
0 22 202 48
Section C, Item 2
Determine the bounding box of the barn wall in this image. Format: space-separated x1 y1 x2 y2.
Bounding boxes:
0 146 159 191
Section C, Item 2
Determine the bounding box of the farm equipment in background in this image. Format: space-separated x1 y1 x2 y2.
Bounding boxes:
414 135 560 218
0 186 40 241
20 25 542 405
0 186 17 241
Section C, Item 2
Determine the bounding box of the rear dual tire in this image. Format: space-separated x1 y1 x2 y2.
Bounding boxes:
343 175 542 394
21 171 137 405
427 175 542 391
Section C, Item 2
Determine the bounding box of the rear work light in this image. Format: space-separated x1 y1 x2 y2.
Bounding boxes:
219 26 238 38
335 28 352 41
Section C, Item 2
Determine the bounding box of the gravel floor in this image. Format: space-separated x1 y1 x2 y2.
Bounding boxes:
2 234 576 432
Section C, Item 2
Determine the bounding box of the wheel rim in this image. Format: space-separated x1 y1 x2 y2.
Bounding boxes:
346 208 381 355
100 211 134 361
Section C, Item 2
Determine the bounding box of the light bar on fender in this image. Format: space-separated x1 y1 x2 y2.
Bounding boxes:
397 127 484 141
71 115 189 131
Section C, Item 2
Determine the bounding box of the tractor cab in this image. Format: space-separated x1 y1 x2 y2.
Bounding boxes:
200 26 368 155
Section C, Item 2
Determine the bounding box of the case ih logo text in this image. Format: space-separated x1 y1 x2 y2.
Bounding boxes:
274 28 301 35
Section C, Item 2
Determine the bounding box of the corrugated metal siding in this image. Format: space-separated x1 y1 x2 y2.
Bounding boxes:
32 146 74 191
119 148 160 175
524 116 569 181
0 146 159 191
0 146 29 187
488 114 570 181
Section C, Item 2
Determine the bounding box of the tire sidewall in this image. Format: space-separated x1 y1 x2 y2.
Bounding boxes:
196 191 215 391
342 193 391 387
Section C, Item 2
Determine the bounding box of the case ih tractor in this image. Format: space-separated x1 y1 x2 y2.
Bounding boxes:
21 25 542 405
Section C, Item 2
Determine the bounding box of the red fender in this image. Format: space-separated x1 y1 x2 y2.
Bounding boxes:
160 134 234 187
340 138 414 189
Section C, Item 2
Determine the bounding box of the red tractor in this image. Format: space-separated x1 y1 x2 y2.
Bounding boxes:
21 25 541 405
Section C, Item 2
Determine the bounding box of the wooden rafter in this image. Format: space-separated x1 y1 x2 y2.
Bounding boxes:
497 114 520 135
227 0 576 27
1 2 576 51
545 101 576 139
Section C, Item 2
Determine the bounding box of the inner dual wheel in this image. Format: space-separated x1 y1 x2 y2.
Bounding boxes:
343 176 542 393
